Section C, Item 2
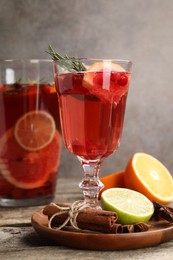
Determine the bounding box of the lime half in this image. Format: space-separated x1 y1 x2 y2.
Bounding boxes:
101 188 154 224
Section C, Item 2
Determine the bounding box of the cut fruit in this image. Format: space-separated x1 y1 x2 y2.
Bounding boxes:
83 62 129 104
83 61 125 87
99 171 125 199
14 110 56 151
86 61 125 72
0 128 61 189
124 153 173 204
101 188 154 224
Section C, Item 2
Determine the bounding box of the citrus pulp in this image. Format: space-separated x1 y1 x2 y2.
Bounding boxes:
124 153 173 204
0 128 61 189
101 187 154 224
14 110 56 152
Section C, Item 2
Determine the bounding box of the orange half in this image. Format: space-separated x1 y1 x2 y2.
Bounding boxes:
124 153 173 204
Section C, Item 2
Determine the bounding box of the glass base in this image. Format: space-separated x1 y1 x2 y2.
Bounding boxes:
79 176 104 209
78 157 104 209
0 195 54 207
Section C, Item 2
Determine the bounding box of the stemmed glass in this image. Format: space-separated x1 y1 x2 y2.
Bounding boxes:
53 58 132 208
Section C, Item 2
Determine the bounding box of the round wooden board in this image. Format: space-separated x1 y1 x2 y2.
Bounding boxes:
31 209 173 251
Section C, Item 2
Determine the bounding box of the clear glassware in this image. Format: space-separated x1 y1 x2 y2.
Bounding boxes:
54 58 132 208
0 59 61 207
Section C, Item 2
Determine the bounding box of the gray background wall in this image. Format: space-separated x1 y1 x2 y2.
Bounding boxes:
0 0 173 178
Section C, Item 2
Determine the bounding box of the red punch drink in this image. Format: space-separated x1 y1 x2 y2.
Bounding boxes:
56 69 130 160
0 60 61 207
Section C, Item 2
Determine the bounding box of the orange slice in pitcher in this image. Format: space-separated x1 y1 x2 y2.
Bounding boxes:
14 110 56 151
0 128 61 189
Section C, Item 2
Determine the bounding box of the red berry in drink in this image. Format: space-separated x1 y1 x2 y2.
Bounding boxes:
117 73 128 86
111 72 128 86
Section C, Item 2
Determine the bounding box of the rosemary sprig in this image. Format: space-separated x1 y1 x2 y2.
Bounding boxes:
47 45 87 72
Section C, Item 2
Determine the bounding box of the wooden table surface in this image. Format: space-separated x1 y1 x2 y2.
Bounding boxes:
0 177 173 260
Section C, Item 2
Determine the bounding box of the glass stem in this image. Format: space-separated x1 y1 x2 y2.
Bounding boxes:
78 158 104 208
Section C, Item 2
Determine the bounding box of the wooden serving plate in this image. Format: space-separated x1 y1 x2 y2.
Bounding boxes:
31 209 173 251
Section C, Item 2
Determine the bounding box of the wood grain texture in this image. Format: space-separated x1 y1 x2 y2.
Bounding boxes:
0 178 173 260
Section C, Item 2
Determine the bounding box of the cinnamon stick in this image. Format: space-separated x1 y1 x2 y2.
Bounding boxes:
43 203 118 233
121 223 150 233
43 203 150 234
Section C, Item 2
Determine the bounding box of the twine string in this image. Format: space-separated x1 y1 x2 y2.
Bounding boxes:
48 200 90 230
